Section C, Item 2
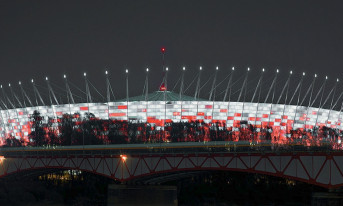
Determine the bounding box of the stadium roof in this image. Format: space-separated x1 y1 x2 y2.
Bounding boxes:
118 91 206 102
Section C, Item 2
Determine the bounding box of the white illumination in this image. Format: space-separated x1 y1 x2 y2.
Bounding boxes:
64 74 66 79
125 69 128 73
277 69 279 73
337 78 339 82
84 72 87 77
303 72 305 76
31 79 34 83
232 67 235 71
19 81 21 85
8 83 10 87
146 68 149 72
0 85 2 89
105 70 108 75
46 77 48 81
216 66 219 70
326 76 328 80
290 71 293 74
200 66 202 71
247 67 250 71
183 67 186 71
120 154 127 162
166 67 169 71
315 74 317 78
262 68 265 72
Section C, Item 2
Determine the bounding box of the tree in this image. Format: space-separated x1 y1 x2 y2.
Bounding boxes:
107 120 127 144
4 135 23 147
59 113 75 146
28 111 47 146
47 117 59 146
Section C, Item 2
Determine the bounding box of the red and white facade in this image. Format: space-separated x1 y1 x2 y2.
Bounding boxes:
0 100 341 140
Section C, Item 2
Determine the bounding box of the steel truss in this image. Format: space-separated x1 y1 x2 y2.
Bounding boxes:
1 152 343 189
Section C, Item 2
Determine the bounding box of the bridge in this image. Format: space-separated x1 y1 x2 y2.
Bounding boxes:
0 66 343 190
1 141 343 189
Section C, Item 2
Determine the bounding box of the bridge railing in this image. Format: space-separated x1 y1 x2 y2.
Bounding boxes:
0 140 337 157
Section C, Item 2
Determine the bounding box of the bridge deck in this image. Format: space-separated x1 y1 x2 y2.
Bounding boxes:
0 141 334 157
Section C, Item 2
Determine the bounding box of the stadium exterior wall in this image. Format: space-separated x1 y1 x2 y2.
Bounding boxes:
0 100 340 140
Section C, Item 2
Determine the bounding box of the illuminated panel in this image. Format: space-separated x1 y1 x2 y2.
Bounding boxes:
0 101 342 141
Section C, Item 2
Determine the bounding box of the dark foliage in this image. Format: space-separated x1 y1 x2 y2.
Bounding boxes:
2 110 343 148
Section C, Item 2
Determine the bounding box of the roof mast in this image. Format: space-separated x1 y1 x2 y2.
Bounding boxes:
159 47 167 91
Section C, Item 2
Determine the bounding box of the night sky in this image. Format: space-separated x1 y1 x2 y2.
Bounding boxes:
1 0 343 103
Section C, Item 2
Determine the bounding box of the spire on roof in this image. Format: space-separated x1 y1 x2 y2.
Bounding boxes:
159 83 166 91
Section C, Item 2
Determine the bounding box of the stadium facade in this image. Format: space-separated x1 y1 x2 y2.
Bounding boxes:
0 89 340 141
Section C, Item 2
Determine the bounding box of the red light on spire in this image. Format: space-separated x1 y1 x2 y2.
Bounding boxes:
159 83 166 91
161 47 166 54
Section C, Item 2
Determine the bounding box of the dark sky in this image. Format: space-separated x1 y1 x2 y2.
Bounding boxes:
0 0 343 103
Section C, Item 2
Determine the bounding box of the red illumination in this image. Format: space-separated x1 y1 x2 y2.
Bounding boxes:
161 47 166 53
118 105 128 109
109 113 126 117
159 83 167 91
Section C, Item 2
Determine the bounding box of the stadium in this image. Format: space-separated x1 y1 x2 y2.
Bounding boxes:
0 66 342 147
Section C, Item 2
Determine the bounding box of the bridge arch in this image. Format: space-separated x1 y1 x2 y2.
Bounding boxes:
1 152 343 189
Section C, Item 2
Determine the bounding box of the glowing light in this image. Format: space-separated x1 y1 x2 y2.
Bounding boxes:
277 69 279 73
146 68 149 72
0 85 2 89
105 71 108 75
216 66 219 70
31 79 34 83
200 66 202 71
166 67 169 71
8 83 11 87
315 74 317 78
290 71 292 74
159 83 166 91
19 81 21 85
0 156 4 163
337 78 339 82
125 69 128 73
262 68 265 72
326 76 328 80
247 67 250 71
46 77 48 81
63 74 67 79
303 72 305 76
183 67 185 71
120 154 127 162
84 72 87 77
232 67 235 71
161 47 166 53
